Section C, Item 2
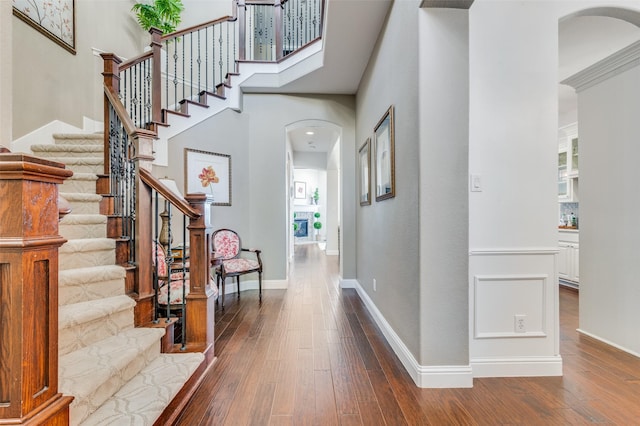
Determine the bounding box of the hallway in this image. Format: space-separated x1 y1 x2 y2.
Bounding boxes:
177 244 640 425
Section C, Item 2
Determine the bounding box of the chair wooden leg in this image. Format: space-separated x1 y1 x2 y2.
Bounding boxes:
236 276 240 298
258 271 262 301
220 274 225 308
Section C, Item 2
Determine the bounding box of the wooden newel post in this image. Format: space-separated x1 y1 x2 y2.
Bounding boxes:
0 154 74 424
185 193 215 362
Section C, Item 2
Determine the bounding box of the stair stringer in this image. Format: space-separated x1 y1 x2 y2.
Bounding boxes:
153 40 324 166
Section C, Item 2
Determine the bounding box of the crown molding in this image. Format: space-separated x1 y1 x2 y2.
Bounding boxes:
561 40 640 92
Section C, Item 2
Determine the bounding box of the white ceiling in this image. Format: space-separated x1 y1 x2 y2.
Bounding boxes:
287 7 640 153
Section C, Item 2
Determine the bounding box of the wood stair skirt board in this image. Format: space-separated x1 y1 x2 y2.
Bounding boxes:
35 133 204 425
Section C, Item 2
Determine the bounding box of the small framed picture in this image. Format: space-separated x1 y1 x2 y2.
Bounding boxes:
294 181 306 199
185 148 231 206
374 105 395 201
359 138 371 206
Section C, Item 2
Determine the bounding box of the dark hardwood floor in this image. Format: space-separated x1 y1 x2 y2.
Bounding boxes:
176 244 640 425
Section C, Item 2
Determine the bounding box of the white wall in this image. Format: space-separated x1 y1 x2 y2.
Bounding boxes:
418 7 470 376
467 0 640 377
326 140 340 255
570 48 640 355
468 0 563 378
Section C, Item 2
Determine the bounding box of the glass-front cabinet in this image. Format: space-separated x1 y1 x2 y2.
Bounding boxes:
558 124 578 201
558 151 568 198
570 137 579 176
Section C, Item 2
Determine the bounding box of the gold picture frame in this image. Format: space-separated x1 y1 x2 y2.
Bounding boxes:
13 0 76 54
359 138 371 206
374 105 395 201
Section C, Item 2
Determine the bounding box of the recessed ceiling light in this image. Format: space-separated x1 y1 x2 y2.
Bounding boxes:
306 131 315 135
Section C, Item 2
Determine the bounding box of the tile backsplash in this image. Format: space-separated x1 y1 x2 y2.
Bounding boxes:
559 202 579 227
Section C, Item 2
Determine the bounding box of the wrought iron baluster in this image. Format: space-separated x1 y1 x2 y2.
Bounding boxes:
219 26 224 84
197 29 202 96
226 21 230 75
173 39 179 111
182 35 186 106
166 203 172 323
190 31 194 100
205 27 209 92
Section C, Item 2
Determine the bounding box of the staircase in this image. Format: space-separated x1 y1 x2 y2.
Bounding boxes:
31 134 203 425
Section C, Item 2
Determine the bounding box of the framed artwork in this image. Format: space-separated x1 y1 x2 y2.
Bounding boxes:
13 0 76 54
294 181 306 199
359 138 371 206
185 148 231 206
374 105 395 201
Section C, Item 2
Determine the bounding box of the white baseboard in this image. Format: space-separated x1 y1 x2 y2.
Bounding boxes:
326 249 339 256
352 280 473 388
577 328 640 359
222 278 288 295
471 356 563 377
339 278 357 289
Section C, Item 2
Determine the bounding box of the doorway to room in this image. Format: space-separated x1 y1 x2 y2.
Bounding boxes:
284 120 342 271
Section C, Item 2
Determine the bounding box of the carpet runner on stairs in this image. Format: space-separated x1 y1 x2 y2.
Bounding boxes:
31 133 203 425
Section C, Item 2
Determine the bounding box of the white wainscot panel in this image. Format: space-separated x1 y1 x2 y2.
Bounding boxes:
474 274 547 338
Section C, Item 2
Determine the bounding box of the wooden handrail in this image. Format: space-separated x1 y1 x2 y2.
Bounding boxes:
161 15 237 41
140 168 200 219
119 50 153 73
103 85 156 139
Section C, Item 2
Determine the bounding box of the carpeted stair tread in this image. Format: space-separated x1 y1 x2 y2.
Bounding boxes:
59 295 135 330
60 193 102 215
58 295 136 356
59 265 125 305
59 265 125 289
60 237 114 251
81 353 204 426
59 238 116 270
53 133 103 145
60 214 107 225
60 192 103 203
31 143 104 158
59 327 165 425
48 157 103 173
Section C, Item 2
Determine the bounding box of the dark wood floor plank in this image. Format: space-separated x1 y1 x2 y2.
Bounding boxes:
177 245 640 425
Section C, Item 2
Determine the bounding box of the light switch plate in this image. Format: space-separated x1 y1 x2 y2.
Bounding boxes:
470 174 482 192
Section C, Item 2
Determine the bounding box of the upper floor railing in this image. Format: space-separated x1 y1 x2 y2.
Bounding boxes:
109 0 324 133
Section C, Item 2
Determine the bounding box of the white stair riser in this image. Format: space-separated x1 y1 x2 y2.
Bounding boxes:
59 308 135 356
54 136 103 146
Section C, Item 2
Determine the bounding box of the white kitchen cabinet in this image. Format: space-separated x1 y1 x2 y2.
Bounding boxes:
558 230 579 287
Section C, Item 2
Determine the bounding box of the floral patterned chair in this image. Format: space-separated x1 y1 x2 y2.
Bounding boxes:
153 241 218 313
212 229 263 308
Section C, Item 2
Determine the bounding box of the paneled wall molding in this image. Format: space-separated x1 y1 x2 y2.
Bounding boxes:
469 247 559 256
561 39 640 92
221 278 288 295
473 274 548 339
354 280 473 388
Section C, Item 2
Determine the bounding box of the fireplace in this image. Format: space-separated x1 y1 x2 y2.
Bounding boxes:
294 219 308 237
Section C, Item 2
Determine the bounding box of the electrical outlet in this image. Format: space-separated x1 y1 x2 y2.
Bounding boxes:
515 315 526 333
373 278 377 292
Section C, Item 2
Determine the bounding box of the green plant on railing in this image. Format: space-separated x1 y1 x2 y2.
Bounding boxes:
132 0 185 34
313 188 319 204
